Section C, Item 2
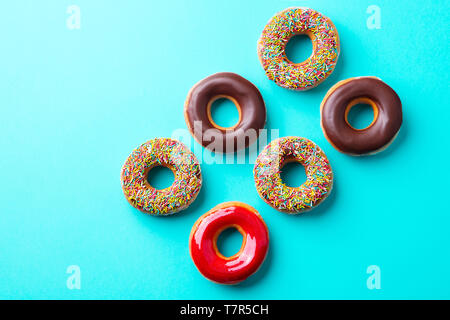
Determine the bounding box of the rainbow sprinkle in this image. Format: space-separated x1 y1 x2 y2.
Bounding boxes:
257 7 340 90
121 138 202 215
253 137 333 213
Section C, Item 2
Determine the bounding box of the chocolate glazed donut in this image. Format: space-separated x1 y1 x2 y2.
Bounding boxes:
184 72 266 153
320 77 402 155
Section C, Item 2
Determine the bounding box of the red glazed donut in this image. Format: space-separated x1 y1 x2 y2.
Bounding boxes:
189 202 269 284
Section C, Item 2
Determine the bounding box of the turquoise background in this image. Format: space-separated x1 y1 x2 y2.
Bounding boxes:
0 0 449 299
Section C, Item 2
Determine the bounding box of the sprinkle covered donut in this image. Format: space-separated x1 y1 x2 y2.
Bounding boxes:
253 137 333 213
121 138 202 215
257 7 340 90
189 201 269 284
321 77 402 155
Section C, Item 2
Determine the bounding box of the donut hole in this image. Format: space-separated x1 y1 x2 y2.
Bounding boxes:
216 227 244 258
280 161 307 188
346 101 377 130
146 165 174 190
208 96 240 129
285 34 313 64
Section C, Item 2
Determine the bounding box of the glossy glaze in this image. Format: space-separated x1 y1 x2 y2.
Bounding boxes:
189 202 269 284
184 72 266 152
321 77 402 155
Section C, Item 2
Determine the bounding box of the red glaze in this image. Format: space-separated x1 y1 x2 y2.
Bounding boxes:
189 202 269 284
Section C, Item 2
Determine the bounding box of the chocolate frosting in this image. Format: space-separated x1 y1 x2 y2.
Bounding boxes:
321 77 402 155
185 72 266 152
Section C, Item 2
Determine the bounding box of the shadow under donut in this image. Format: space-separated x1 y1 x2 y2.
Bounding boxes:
224 235 274 289
346 116 408 162
289 176 338 219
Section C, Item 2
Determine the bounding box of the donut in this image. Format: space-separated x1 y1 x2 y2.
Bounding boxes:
320 77 402 155
121 138 202 215
184 72 266 152
253 137 333 213
257 7 340 90
189 201 269 284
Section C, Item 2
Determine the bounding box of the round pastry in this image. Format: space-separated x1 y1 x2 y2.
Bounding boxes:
184 72 266 153
189 201 269 284
253 137 333 213
257 7 340 90
121 138 202 215
320 77 402 155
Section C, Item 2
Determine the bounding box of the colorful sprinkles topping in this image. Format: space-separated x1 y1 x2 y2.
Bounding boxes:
253 137 333 213
257 7 340 90
121 138 202 215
